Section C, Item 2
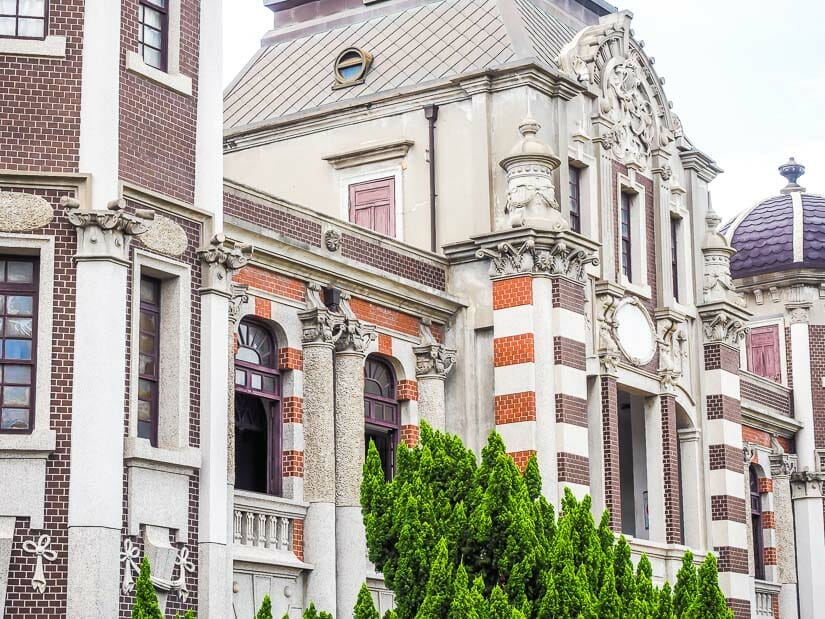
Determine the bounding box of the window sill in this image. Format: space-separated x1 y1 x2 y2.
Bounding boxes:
0 35 66 58
620 277 652 301
126 51 192 96
0 429 56 457
123 436 200 475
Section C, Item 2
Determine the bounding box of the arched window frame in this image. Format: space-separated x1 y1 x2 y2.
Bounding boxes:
750 466 765 580
234 318 282 496
364 355 400 480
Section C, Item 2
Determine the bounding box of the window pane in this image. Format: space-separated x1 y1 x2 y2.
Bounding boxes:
234 369 246 386
7 296 33 316
139 333 156 355
0 1 16 15
236 347 260 364
138 378 153 401
262 375 276 393
142 6 162 29
0 296 5 313
5 340 32 360
137 399 152 422
143 26 162 49
0 17 14 37
6 318 32 338
143 46 162 70
137 419 152 439
140 278 159 304
17 18 43 38
3 386 30 407
6 261 33 283
18 0 46 17
4 365 31 384
138 353 156 376
139 311 157 333
250 374 262 390
1 408 29 430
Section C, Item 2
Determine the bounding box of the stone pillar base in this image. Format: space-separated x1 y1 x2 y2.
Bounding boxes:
66 526 120 619
335 505 367 616
198 541 229 619
304 502 336 615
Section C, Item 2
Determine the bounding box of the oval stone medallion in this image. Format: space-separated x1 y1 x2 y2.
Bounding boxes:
139 214 189 257
0 192 54 232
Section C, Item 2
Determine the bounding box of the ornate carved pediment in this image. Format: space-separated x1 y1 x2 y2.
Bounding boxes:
475 238 598 281
558 11 676 170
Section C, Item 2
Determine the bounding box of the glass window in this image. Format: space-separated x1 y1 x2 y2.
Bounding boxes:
137 276 160 445
364 356 400 480
0 257 37 433
569 166 582 233
0 0 46 40
750 467 765 580
139 0 167 71
671 218 680 301
620 192 633 281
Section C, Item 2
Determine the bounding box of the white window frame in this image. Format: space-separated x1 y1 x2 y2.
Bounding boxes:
616 174 651 299
0 35 65 57
125 0 192 96
0 235 55 454
739 316 788 387
126 250 193 455
338 162 405 242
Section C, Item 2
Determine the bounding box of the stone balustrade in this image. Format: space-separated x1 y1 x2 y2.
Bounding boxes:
232 490 307 560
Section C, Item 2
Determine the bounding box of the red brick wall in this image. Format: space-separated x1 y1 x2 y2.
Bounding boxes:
283 396 303 423
492 276 532 310
0 1 84 172
283 450 304 477
278 348 303 371
119 0 200 204
400 424 419 448
234 265 306 302
494 392 537 424
292 519 304 561
507 450 535 472
377 333 392 356
348 297 419 337
810 325 825 447
601 375 621 531
223 191 323 248
396 380 418 401
493 333 535 366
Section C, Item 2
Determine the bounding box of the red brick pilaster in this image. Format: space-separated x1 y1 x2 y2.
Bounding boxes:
601 374 622 531
660 393 682 543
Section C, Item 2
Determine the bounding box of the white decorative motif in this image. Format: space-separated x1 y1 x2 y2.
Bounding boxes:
22 534 57 593
413 319 456 378
0 192 53 231
498 118 564 231
120 538 141 593
229 283 249 325
787 303 810 324
770 435 797 477
138 213 188 257
299 282 335 345
702 311 747 346
172 546 195 601
324 228 342 252
197 233 253 294
657 315 687 381
599 57 656 167
701 206 744 306
475 239 598 282
333 292 376 353
613 296 656 366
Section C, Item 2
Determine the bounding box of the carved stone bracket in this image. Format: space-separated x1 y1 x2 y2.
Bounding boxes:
786 302 811 325
595 281 622 376
413 320 456 379
742 442 758 465
770 453 797 478
333 292 376 353
790 470 825 500
656 310 688 385
64 197 154 263
298 283 335 346
475 237 599 282
197 233 253 295
229 283 249 325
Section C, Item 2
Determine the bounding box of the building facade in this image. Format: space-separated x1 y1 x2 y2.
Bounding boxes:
1 0 824 618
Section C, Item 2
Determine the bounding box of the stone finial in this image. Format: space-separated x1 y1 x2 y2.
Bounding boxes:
197 233 253 294
779 157 806 194
64 197 154 263
701 203 741 305
498 117 565 231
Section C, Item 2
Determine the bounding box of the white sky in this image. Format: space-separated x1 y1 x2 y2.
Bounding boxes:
223 0 825 222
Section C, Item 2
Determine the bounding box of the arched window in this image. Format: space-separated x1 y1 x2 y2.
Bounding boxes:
750 466 765 580
234 319 282 496
364 356 399 480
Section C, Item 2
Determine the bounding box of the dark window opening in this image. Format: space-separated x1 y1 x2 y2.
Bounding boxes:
139 0 167 71
0 256 38 433
0 0 47 40
364 356 399 480
750 467 765 580
569 166 582 233
620 192 633 281
234 318 282 496
137 276 160 446
349 177 396 237
671 218 680 301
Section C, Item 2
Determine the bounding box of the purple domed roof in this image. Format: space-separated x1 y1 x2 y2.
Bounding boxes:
722 159 825 279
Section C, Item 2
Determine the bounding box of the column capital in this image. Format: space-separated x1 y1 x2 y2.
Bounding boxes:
63 197 154 264
698 303 749 348
298 283 335 348
786 302 811 325
332 293 375 354
790 470 825 500
413 321 456 379
197 234 253 296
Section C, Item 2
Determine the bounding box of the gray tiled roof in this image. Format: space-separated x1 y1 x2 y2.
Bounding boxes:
224 0 581 131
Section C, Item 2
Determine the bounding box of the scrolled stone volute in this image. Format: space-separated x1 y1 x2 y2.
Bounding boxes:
64 197 154 263
299 283 335 346
498 117 566 231
196 233 253 295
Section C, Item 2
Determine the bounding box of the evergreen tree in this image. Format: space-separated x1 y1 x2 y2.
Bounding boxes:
416 538 453 618
354 584 380 619
174 610 196 618
488 585 513 619
596 559 622 619
673 550 698 617
301 603 333 619
383 611 398 619
256 594 273 619
613 536 635 613
132 557 163 619
656 582 676 619
685 554 733 619
631 555 656 619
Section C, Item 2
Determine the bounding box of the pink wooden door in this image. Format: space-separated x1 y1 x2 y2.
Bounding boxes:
747 325 780 382
348 177 395 237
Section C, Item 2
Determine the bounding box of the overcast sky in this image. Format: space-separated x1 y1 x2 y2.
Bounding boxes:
223 0 825 222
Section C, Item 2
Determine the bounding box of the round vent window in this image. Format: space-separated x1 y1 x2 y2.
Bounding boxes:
334 47 373 87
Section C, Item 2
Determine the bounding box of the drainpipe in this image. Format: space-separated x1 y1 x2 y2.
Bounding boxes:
424 104 439 253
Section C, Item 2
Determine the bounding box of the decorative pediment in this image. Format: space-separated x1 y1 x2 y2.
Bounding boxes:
558 11 676 170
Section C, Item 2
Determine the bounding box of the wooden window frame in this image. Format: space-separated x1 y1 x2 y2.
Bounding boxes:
348 177 396 238
0 256 38 434
364 356 399 480
671 217 680 302
750 467 765 580
137 276 161 446
138 0 168 71
234 318 283 497
747 325 781 383
0 0 47 40
620 192 633 282
569 166 582 233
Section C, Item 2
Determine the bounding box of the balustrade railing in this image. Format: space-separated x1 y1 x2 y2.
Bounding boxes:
754 579 780 617
232 490 307 557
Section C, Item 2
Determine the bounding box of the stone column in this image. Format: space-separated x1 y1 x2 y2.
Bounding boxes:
298 283 337 614
333 293 375 616
790 471 825 619
770 448 798 618
197 235 251 618
786 302 816 469
678 427 704 549
413 320 455 432
66 201 153 617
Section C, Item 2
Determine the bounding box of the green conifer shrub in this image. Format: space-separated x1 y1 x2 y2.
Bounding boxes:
673 550 699 616
132 557 163 619
354 583 381 619
256 594 273 619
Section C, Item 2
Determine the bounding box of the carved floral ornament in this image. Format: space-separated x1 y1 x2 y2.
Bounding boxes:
22 534 57 593
475 238 598 282
557 12 677 170
197 233 253 293
702 311 747 346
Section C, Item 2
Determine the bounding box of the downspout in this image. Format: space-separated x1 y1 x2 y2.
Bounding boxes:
424 104 439 253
